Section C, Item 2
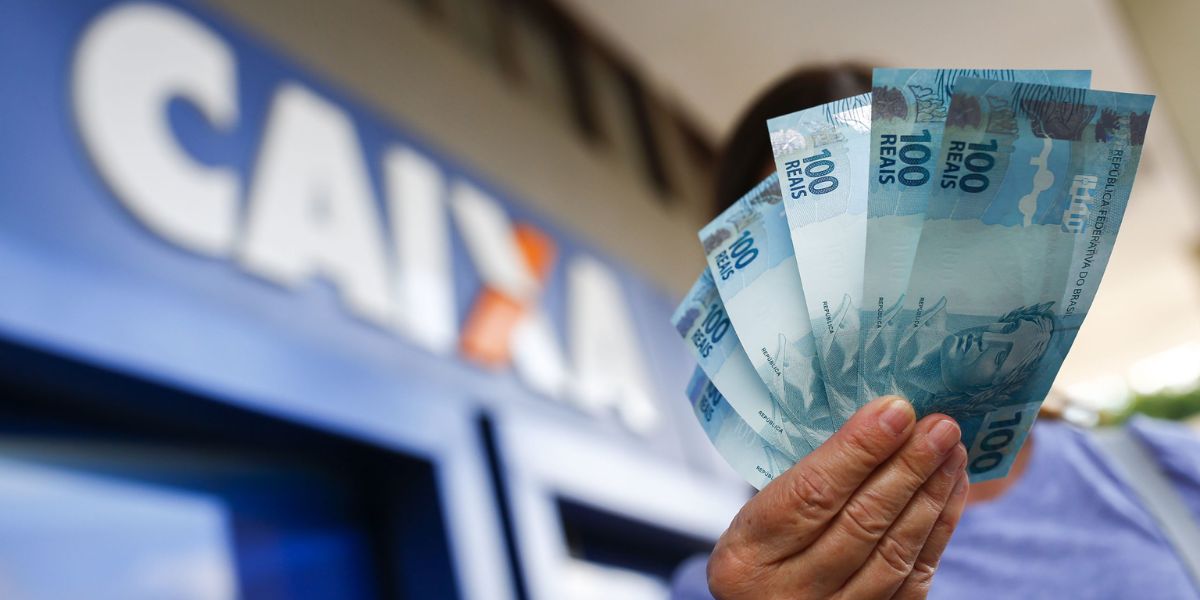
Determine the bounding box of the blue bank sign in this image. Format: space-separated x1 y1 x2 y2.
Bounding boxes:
0 1 693 450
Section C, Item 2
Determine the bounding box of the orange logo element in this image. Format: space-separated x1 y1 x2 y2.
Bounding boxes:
459 224 556 367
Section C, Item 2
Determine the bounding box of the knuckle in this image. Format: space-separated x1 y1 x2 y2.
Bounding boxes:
874 533 919 579
785 463 843 522
910 487 947 517
706 539 760 598
840 492 894 542
908 560 938 590
841 424 894 466
894 445 939 483
930 510 959 540
895 562 938 600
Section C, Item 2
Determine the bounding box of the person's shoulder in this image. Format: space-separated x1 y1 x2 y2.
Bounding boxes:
1126 416 1200 488
669 554 715 600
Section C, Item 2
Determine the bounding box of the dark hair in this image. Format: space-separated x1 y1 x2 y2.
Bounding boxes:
713 64 872 214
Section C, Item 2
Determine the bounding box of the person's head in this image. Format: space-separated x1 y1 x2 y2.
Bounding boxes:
938 303 1056 396
713 64 872 215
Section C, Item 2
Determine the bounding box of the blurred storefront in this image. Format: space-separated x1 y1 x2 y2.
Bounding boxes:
0 0 743 598
4 0 1200 599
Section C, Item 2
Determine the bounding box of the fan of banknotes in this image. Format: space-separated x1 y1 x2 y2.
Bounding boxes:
673 68 1154 489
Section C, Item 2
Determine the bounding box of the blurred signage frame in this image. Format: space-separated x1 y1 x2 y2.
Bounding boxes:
0 1 741 596
70 1 661 434
0 0 710 451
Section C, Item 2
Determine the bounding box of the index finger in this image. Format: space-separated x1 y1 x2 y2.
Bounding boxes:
731 396 916 562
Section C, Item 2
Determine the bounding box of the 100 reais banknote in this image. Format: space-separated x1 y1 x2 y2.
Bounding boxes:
860 69 1093 404
672 270 815 458
701 174 836 448
674 68 1155 488
766 94 873 426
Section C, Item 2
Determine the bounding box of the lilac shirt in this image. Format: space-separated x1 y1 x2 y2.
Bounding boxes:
672 417 1200 599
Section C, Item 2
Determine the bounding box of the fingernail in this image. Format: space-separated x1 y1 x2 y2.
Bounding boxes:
926 419 961 454
952 472 969 497
878 398 913 435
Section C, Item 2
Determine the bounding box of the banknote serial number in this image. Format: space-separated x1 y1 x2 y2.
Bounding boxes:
940 139 998 193
783 148 839 199
715 230 760 279
691 303 731 357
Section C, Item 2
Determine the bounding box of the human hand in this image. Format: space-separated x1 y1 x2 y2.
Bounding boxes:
707 397 969 599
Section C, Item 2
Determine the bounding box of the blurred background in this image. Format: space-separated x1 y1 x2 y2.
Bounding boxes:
1 0 1199 598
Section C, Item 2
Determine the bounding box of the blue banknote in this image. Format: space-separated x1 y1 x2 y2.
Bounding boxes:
861 69 1093 403
672 271 817 457
872 78 1153 481
767 94 872 425
700 174 837 439
686 367 795 489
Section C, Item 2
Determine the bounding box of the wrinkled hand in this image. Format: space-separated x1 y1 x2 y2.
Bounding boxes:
708 397 969 600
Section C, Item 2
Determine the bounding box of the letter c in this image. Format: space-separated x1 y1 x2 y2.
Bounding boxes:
73 3 239 255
